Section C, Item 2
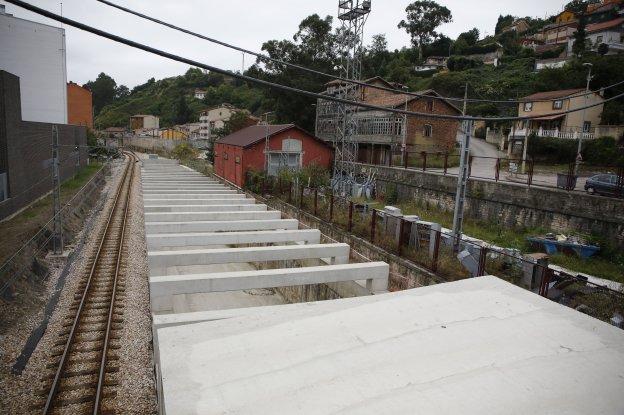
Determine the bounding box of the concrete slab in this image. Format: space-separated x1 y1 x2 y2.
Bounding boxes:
155 276 624 415
144 204 264 213
151 262 388 298
144 211 281 223
142 190 238 195
143 194 247 201
145 219 298 234
146 229 321 249
148 243 350 276
143 198 252 206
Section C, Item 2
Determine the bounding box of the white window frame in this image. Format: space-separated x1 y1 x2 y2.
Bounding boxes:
524 102 533 112
423 124 433 138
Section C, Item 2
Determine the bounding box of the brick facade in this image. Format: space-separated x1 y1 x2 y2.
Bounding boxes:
0 71 88 220
67 82 93 129
405 98 461 151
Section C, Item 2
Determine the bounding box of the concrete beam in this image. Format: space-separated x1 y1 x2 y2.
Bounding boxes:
150 262 389 311
144 204 267 213
145 219 298 234
144 211 281 223
148 243 350 276
142 190 238 195
143 194 245 200
142 187 229 192
143 198 252 206
146 229 321 249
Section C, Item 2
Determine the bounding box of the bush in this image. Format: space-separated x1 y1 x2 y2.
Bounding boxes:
447 56 483 72
384 183 398 204
527 135 577 163
296 164 330 188
171 142 199 161
583 136 624 165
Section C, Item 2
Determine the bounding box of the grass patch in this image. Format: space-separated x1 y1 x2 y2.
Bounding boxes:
550 254 624 284
0 162 103 265
407 150 461 169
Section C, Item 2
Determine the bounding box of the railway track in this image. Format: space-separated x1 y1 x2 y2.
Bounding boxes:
36 151 137 414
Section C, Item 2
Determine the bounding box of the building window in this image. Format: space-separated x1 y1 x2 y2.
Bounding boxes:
224 152 228 160
235 156 241 164
583 121 591 132
427 100 434 112
524 102 533 112
423 124 433 137
597 35 603 44
553 100 563 110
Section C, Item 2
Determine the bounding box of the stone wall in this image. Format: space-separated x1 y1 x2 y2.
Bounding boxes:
0 71 88 220
354 163 624 249
124 136 178 153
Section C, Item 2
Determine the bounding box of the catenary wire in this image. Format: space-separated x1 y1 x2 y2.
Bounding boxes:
95 0 624 105
5 0 624 123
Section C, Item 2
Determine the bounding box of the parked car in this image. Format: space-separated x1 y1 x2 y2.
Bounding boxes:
584 174 623 197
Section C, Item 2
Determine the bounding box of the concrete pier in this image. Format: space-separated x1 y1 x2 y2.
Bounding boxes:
144 211 281 223
144 219 299 234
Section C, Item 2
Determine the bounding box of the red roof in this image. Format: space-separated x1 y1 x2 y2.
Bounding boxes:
586 17 624 34
217 124 330 149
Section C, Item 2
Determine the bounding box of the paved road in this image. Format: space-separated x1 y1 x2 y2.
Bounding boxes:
426 138 592 192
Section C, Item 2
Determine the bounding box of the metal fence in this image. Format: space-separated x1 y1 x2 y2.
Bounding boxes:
241 171 624 328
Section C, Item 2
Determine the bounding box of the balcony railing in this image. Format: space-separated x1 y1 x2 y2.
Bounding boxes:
510 128 595 140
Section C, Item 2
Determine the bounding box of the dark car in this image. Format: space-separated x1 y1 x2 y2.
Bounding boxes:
584 174 623 197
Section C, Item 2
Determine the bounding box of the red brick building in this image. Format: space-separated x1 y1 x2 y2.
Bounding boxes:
67 82 93 129
315 77 462 165
214 124 332 187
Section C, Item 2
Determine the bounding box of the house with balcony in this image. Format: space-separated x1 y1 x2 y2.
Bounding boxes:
508 88 605 155
569 17 624 54
315 77 462 165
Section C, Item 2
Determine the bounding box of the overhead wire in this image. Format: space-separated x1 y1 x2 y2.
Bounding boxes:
5 0 624 123
95 0 624 105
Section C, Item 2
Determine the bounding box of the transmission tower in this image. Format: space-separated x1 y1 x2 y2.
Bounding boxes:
333 0 371 195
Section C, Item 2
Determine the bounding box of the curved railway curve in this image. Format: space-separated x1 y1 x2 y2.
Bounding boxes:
37 151 138 414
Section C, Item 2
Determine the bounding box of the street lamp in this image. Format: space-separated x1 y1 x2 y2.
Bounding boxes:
575 63 593 175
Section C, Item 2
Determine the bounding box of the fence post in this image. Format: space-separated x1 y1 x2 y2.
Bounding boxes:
314 188 318 216
539 267 553 297
527 159 534 187
370 209 376 243
567 163 575 191
347 201 354 232
329 194 334 223
299 183 304 211
468 155 474 178
421 151 427 172
477 247 488 277
618 166 624 194
443 153 449 175
288 181 293 204
403 149 408 169
430 229 441 272
495 158 500 182
397 218 406 256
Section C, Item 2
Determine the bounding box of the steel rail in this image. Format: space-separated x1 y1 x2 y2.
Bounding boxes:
42 152 135 414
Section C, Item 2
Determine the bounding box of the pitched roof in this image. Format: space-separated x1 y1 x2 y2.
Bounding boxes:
586 17 624 33
364 89 463 114
216 124 295 148
521 88 586 101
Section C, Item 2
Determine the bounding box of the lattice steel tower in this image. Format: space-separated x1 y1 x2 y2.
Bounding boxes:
333 0 371 195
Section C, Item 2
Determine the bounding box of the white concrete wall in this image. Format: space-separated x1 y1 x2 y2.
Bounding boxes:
0 12 67 123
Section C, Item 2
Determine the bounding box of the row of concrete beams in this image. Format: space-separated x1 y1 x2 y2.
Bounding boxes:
142 161 389 314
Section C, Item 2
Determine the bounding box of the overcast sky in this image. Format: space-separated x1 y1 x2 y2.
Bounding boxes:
2 0 566 88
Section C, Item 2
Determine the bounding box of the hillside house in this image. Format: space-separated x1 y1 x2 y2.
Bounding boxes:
569 17 624 54
214 124 332 187
198 104 256 140
415 56 448 72
130 114 159 131
315 77 461 165
508 88 604 155
194 89 207 100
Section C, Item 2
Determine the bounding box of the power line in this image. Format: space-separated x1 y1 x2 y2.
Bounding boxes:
6 0 624 123
95 0 624 105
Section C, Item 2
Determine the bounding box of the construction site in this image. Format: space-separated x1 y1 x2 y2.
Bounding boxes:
1 0 624 414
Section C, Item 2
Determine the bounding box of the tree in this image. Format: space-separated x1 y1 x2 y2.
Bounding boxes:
422 35 453 58
456 28 480 46
495 15 514 35
369 34 388 55
217 111 257 137
84 72 117 116
116 85 130 100
572 15 588 56
174 95 191 125
565 0 589 14
398 1 453 61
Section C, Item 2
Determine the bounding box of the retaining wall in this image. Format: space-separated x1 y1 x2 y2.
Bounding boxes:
353 163 624 249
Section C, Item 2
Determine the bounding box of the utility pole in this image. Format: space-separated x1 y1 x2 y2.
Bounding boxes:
575 63 593 176
452 84 471 253
52 126 63 255
401 85 409 166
